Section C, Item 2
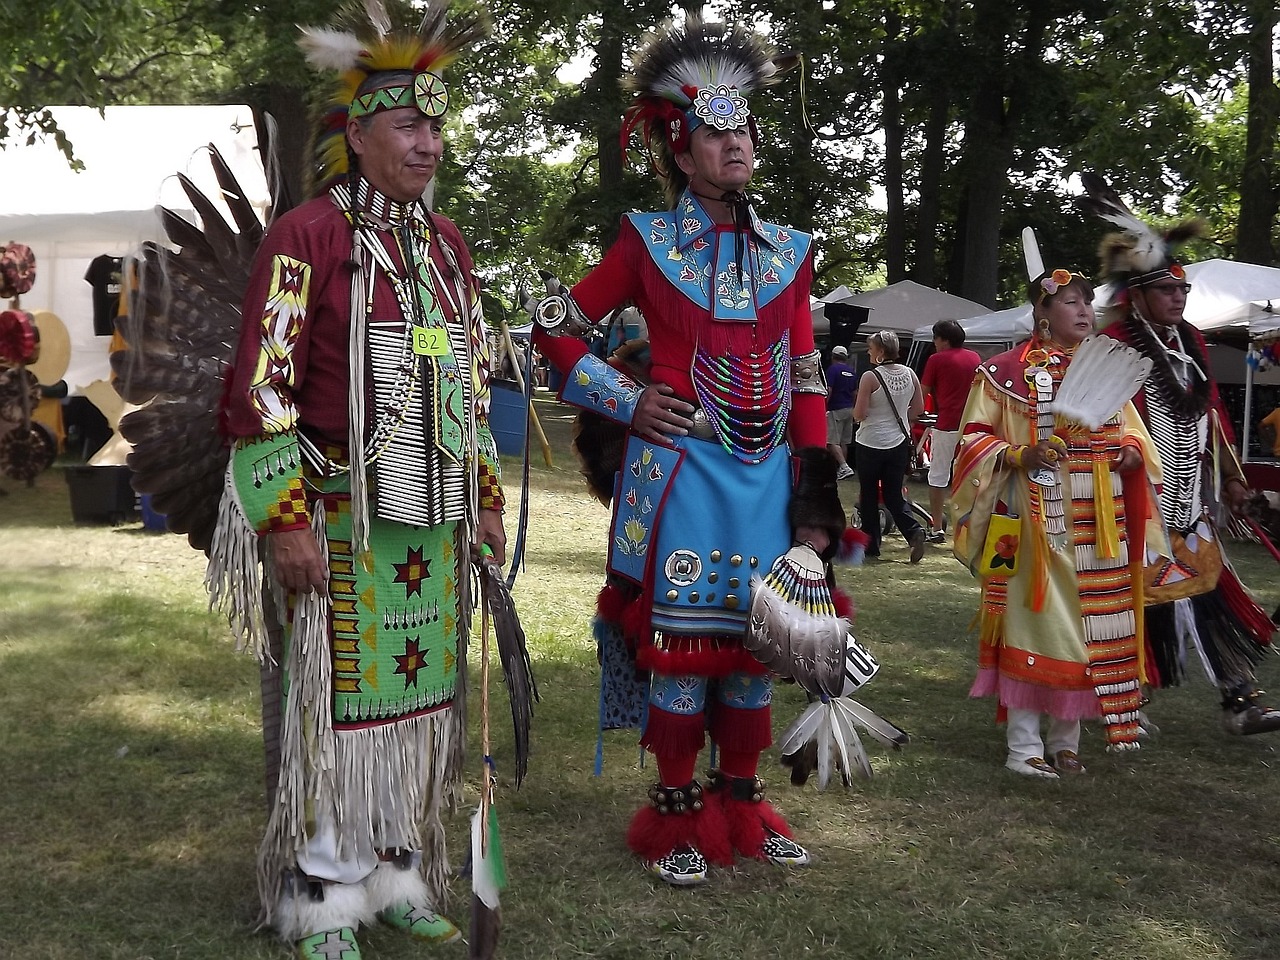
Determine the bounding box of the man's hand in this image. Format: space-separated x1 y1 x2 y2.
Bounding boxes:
269 528 328 595
474 508 507 566
633 383 695 442
1224 477 1250 518
1110 445 1143 474
794 525 831 558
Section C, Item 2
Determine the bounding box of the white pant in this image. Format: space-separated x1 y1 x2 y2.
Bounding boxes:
1006 707 1080 763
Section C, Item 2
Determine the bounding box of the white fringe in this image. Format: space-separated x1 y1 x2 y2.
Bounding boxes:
205 460 271 660
256 513 465 931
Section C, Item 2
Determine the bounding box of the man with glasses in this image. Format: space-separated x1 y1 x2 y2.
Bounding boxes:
1096 239 1279 736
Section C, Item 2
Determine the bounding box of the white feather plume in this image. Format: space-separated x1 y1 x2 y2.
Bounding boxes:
1021 226 1045 283
1078 172 1166 272
1049 334 1153 430
298 26 365 71
779 697 909 789
363 0 392 37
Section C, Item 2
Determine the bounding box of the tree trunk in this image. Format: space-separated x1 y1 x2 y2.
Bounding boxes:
882 11 907 284
1236 0 1279 265
248 83 311 210
911 81 950 288
593 10 627 248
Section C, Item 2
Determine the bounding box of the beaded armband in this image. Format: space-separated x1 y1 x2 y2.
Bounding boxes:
559 351 644 425
1005 444 1027 470
229 432 310 533
790 349 827 395
478 459 504 512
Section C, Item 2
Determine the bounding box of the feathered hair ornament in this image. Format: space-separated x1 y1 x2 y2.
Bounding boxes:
620 10 797 198
299 0 489 195
1076 172 1205 289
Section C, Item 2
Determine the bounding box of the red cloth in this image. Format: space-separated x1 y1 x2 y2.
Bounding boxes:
225 195 479 445
921 346 982 430
534 216 824 448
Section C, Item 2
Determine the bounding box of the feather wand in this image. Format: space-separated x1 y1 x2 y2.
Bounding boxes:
468 591 505 960
477 551 538 786
745 543 910 788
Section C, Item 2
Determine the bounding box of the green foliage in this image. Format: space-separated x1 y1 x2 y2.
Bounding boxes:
1 0 1276 297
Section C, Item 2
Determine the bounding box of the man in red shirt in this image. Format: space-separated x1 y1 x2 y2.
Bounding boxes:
920 319 980 541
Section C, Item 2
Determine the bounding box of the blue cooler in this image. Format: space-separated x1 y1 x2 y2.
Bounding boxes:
139 493 167 532
488 379 527 457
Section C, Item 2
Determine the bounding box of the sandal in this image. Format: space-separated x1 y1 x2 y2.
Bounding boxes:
1005 756 1059 779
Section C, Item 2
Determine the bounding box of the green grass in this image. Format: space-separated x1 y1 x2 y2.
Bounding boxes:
2 396 1279 959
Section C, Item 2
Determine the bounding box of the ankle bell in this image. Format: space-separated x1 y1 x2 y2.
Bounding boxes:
648 780 704 815
706 769 766 802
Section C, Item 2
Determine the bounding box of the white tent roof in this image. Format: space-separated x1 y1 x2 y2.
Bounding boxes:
912 303 1033 346
1182 259 1280 334
0 105 269 390
827 280 988 336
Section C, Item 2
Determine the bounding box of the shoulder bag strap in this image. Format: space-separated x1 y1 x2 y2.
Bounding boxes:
871 365 911 441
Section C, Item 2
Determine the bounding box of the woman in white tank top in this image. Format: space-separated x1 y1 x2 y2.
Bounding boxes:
852 330 926 561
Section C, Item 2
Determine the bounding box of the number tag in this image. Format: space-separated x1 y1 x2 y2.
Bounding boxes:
413 327 451 357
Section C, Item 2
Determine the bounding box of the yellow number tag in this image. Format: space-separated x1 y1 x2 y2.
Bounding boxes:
412 328 451 357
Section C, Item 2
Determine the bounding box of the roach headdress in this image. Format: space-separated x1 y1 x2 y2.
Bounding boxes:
1076 172 1205 289
299 0 488 195
620 11 796 201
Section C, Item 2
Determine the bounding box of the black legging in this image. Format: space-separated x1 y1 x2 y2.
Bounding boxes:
855 440 923 555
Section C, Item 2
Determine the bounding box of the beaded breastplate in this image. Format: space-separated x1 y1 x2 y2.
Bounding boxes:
624 191 810 322
691 335 791 463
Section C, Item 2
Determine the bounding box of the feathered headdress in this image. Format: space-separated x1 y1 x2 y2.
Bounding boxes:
1076 172 1205 289
620 11 796 194
299 0 488 195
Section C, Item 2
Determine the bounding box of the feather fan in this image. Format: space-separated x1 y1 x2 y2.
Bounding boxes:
478 552 538 787
1049 334 1153 430
746 543 909 787
114 128 292 554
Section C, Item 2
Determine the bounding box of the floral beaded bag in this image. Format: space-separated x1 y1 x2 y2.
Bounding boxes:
975 476 1021 578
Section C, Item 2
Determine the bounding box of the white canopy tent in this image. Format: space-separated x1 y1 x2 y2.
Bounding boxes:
830 280 988 337
910 303 1033 358
0 105 270 392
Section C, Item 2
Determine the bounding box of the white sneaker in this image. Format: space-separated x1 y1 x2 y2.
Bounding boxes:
836 464 855 480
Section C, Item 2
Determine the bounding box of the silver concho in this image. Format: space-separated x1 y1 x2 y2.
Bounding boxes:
664 549 702 587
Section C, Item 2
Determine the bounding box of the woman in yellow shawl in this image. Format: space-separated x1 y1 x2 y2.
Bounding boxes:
951 268 1162 779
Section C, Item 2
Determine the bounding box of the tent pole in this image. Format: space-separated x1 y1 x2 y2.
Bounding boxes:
1242 344 1255 464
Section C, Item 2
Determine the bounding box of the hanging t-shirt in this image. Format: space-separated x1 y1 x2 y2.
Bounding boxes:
85 254 123 336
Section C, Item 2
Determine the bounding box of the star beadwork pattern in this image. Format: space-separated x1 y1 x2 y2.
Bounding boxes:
393 545 432 597
394 636 429 688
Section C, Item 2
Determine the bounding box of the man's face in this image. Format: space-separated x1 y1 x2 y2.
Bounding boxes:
1131 279 1189 329
347 107 444 202
676 124 754 195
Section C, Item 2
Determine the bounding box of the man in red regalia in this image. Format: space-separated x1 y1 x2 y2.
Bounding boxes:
528 13 848 886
